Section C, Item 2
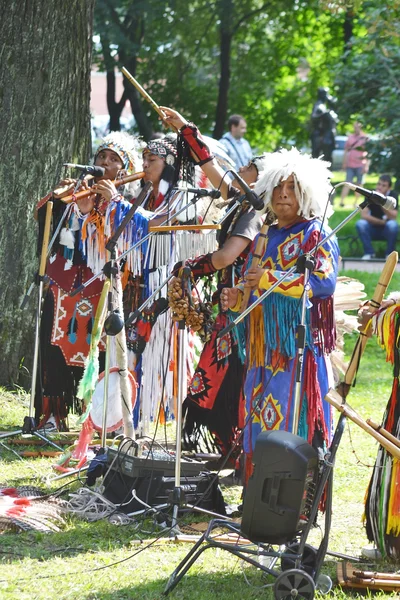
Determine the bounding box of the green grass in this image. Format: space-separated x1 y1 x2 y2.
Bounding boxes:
1 271 400 599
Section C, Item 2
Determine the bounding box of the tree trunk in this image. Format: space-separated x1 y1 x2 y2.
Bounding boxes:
0 0 95 387
213 31 232 139
343 9 354 52
213 0 234 139
120 57 153 140
100 33 128 132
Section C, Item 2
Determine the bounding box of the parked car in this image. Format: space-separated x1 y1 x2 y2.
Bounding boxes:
331 135 347 171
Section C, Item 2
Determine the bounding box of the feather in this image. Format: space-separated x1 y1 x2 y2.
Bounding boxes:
0 487 66 533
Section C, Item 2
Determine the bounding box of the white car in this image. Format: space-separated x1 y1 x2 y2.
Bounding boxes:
331 135 347 171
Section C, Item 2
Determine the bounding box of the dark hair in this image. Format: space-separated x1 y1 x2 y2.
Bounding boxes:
379 174 392 187
228 114 245 130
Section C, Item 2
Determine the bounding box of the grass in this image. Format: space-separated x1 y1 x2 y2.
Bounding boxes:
1 270 400 599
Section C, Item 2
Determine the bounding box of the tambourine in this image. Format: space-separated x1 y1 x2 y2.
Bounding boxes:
89 367 137 432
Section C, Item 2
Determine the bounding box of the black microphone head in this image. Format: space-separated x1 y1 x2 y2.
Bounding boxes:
251 192 265 212
104 310 124 336
91 166 105 178
154 297 169 315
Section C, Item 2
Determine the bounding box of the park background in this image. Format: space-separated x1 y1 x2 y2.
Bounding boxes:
1 3 400 598
1 0 399 386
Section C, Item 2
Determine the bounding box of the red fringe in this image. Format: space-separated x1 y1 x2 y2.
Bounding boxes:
311 296 336 354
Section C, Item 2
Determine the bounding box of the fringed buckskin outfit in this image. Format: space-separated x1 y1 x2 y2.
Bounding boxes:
232 218 338 482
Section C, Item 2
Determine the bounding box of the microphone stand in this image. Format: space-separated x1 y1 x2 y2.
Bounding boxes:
170 269 228 532
93 182 153 449
124 198 241 325
0 202 64 451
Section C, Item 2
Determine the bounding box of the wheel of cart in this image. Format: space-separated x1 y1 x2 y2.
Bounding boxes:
164 417 345 597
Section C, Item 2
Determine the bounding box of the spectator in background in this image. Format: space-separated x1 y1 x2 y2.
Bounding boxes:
219 114 253 170
340 121 369 207
356 174 398 260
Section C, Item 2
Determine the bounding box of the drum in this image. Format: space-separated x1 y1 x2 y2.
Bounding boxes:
89 367 137 433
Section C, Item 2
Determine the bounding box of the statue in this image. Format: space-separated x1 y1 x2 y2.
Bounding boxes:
310 87 338 164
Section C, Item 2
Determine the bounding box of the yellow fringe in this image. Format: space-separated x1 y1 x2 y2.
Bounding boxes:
248 304 265 368
376 305 398 364
386 459 400 536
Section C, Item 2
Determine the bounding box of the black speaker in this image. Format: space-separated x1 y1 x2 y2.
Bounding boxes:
102 448 226 515
241 430 318 545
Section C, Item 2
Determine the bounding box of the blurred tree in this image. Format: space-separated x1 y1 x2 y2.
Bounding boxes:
334 2 400 183
0 0 95 386
94 0 347 152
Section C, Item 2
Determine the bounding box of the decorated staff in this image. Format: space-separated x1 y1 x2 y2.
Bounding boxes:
122 67 173 128
339 251 398 397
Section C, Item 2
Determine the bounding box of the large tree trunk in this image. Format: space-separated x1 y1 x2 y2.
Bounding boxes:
0 0 95 387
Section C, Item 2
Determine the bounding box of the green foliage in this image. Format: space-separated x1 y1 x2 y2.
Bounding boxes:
93 0 347 147
334 3 400 182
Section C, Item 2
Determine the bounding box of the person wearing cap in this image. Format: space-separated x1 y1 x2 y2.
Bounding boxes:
34 132 151 431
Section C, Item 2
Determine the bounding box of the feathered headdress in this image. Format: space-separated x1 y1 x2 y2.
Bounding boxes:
251 153 269 175
143 134 178 167
94 131 143 173
253 148 333 219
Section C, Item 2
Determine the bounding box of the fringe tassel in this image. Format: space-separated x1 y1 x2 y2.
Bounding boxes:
302 352 328 446
310 296 336 354
248 305 265 368
387 459 400 536
77 280 110 412
113 276 134 439
261 294 313 360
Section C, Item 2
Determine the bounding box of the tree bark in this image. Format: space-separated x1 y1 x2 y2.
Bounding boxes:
100 32 128 132
343 8 354 52
0 0 95 387
213 0 234 139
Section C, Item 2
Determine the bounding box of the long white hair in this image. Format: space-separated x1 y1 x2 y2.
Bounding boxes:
253 148 333 219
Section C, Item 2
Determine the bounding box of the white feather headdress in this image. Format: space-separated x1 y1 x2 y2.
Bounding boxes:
253 148 333 219
94 131 144 173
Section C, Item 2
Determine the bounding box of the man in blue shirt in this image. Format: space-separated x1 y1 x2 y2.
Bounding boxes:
219 114 253 170
356 174 398 259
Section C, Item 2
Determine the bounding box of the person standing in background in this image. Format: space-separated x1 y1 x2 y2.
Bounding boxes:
340 121 369 207
219 115 253 171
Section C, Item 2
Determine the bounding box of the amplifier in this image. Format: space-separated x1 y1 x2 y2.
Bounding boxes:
103 448 226 515
241 430 318 545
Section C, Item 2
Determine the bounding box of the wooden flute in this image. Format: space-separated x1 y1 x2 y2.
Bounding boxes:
57 171 145 203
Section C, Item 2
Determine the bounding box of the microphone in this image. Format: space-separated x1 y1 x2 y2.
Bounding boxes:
346 183 397 210
64 163 105 177
175 187 221 199
228 170 264 211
